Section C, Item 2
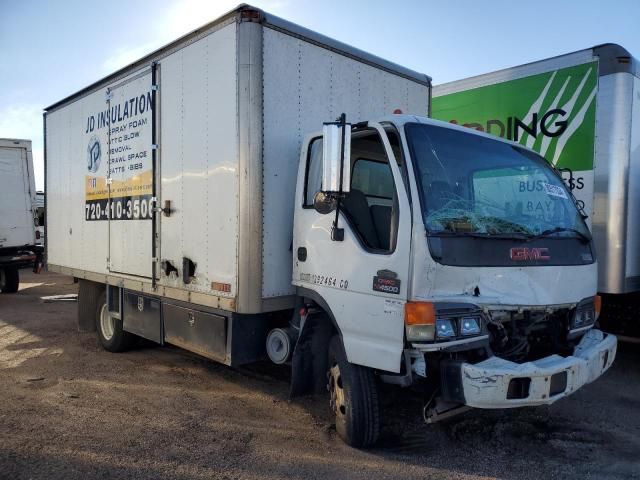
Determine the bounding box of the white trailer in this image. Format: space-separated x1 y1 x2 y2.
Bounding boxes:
0 138 39 292
432 44 640 333
45 6 616 447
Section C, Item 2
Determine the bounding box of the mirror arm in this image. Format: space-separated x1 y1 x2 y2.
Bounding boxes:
331 113 347 242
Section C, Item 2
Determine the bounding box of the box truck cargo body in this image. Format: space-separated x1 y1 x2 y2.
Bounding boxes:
46 6 616 447
432 44 640 328
44 7 429 313
0 139 39 293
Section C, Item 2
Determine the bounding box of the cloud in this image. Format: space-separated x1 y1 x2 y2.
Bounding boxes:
0 104 44 190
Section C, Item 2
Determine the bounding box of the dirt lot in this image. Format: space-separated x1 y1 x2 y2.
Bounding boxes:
0 271 639 480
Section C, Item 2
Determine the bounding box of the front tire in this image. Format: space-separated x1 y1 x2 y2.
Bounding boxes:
0 266 19 293
327 335 381 448
95 291 134 352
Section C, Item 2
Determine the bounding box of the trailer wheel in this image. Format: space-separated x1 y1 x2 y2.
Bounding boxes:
0 266 19 293
96 291 134 352
327 335 381 448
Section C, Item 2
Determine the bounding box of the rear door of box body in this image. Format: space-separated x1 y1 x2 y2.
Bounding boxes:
0 145 33 248
104 71 155 278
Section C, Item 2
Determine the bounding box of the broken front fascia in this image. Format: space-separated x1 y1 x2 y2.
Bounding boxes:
459 329 617 408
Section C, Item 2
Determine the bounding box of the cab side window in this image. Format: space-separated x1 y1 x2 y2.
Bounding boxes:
304 138 323 206
342 130 397 252
303 130 398 253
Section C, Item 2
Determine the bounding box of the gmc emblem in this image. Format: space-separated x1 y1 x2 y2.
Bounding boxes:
510 247 550 261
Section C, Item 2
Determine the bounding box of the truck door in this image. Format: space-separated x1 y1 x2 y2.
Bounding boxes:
293 123 411 373
106 71 155 278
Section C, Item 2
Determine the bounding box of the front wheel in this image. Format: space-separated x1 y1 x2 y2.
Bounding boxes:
95 291 135 352
327 335 381 448
0 266 19 293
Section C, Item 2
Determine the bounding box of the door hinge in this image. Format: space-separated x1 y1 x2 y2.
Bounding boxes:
151 84 159 91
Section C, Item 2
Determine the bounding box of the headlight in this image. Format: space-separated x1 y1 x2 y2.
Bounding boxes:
435 318 456 339
460 316 481 336
570 298 596 331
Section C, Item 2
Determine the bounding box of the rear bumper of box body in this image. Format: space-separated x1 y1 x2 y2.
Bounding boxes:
458 329 616 408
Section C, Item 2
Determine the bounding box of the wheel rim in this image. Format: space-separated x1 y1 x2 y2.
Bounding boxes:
328 363 347 417
99 304 115 341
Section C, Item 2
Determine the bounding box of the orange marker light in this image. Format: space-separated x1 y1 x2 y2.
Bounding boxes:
594 295 602 319
405 301 436 325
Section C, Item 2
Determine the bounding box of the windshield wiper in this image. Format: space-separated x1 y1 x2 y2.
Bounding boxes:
527 227 591 243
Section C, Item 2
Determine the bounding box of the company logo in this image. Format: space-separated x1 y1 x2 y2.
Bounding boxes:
451 108 568 142
87 136 101 173
510 247 550 261
445 65 597 167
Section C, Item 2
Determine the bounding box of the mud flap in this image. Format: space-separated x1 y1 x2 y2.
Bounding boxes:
290 313 333 398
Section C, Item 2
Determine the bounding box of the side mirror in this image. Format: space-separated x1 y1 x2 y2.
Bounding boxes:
312 191 337 215
321 119 351 194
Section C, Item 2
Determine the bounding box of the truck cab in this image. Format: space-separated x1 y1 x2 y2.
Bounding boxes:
290 115 617 447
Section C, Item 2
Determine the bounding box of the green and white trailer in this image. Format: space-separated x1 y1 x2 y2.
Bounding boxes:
433 44 640 330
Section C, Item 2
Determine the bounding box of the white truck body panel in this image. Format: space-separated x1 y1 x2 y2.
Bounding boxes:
44 8 431 314
0 139 36 249
261 27 429 299
157 23 239 296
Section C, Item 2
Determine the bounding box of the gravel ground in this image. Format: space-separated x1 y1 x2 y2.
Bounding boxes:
0 270 639 480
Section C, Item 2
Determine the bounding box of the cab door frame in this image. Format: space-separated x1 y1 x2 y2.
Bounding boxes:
292 122 412 373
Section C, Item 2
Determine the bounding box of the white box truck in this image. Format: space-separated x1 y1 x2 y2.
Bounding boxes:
45 6 616 447
0 138 41 292
432 44 640 334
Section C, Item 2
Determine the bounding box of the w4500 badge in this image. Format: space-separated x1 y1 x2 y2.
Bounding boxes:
85 195 154 221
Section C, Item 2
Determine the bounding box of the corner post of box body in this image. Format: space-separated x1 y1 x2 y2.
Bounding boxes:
236 12 264 313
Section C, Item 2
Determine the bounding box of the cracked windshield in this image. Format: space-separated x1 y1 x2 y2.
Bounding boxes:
405 123 590 239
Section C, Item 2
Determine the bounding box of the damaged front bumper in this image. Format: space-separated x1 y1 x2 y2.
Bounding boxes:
457 329 617 408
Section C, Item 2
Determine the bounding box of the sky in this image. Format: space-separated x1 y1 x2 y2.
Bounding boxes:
1 0 639 190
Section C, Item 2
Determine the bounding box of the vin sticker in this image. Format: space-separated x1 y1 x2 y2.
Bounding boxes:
542 182 568 199
373 276 401 294
384 299 403 315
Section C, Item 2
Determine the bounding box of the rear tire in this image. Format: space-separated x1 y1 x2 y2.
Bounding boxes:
0 266 19 293
95 291 135 352
327 335 381 448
